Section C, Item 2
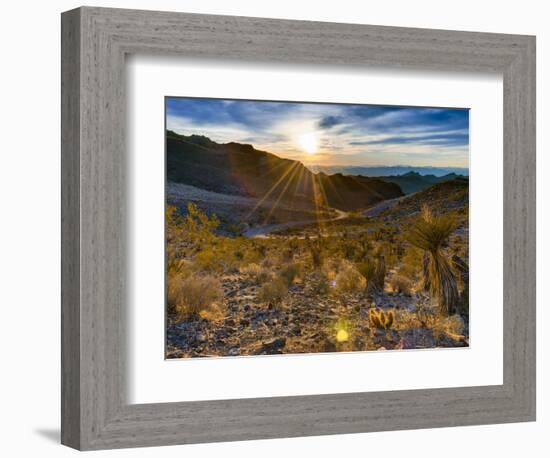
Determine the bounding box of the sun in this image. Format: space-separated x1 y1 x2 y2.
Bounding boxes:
296 132 319 154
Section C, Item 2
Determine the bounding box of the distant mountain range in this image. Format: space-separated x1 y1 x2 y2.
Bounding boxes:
166 131 403 212
376 171 465 194
308 165 469 178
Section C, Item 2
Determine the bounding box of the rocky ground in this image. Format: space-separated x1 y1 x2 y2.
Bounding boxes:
165 178 470 359
166 271 468 359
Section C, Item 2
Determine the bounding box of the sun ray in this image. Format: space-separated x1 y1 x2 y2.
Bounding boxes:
289 164 307 211
245 161 300 220
263 163 302 224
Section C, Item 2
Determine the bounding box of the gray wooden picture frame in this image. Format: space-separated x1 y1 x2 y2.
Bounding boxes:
61 6 536 451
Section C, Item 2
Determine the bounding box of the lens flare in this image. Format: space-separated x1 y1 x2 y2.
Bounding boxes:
336 329 349 343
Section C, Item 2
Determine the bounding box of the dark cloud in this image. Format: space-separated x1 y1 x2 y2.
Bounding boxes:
318 115 343 129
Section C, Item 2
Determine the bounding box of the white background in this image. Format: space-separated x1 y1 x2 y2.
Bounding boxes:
0 0 547 457
129 58 503 403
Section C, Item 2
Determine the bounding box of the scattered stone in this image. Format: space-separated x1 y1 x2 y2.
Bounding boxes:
227 348 240 356
399 328 436 349
256 337 286 354
196 333 207 343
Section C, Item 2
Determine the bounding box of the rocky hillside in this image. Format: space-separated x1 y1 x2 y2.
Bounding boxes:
167 131 403 211
381 177 469 220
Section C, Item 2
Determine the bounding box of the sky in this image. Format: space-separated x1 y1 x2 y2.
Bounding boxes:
166 97 469 168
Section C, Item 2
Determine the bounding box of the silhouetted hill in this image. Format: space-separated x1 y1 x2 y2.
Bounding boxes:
166 131 403 211
377 171 461 194
309 165 468 177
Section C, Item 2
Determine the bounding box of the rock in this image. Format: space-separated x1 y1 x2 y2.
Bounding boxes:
372 329 400 349
196 333 207 343
256 337 286 354
399 328 436 349
322 339 337 352
227 348 240 356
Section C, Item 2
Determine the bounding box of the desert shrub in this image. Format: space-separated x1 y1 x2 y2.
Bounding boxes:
279 262 301 287
341 241 358 260
322 257 344 280
175 202 220 251
369 308 395 330
431 314 466 341
261 255 276 269
441 314 465 335
399 247 424 281
166 246 192 277
334 261 366 294
377 242 398 269
374 255 386 289
373 228 385 241
285 238 301 261
239 263 272 284
307 238 323 269
258 277 288 306
194 238 247 273
255 242 267 258
359 236 372 255
309 272 330 296
389 274 412 295
415 304 438 328
356 259 376 285
167 273 223 319
406 205 459 315
194 246 235 273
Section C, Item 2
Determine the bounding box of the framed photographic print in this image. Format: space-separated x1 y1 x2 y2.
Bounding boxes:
164 97 471 359
61 6 536 450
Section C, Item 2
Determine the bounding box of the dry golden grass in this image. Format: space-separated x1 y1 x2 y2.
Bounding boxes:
398 246 423 281
356 259 376 286
389 274 412 295
239 263 272 284
258 277 288 306
334 261 366 294
433 314 465 338
167 273 224 319
279 262 302 287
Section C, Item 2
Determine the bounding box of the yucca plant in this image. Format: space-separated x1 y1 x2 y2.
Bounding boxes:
356 258 377 291
452 254 470 318
406 205 459 316
357 255 386 293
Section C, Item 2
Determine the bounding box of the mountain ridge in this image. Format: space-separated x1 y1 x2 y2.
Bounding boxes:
166 131 404 212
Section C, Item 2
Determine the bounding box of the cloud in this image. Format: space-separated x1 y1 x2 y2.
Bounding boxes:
318 115 343 129
166 97 469 167
350 132 468 148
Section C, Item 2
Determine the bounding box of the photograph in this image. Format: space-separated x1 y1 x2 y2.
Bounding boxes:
165 97 470 358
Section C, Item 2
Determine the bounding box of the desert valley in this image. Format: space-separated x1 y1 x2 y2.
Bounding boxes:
165 130 470 358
